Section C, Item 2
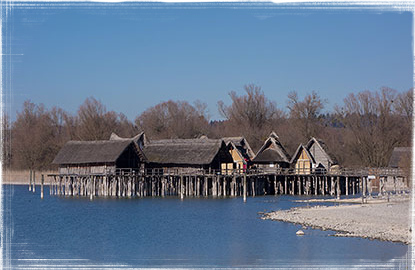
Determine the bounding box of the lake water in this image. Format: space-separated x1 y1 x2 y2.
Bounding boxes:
2 185 410 269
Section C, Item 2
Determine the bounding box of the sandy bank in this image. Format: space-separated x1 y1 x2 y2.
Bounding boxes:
1 170 57 185
262 196 411 244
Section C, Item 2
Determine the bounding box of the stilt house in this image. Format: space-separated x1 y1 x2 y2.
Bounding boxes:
143 138 234 174
306 137 337 172
222 137 255 173
52 139 144 174
290 144 315 174
290 137 338 174
251 132 291 171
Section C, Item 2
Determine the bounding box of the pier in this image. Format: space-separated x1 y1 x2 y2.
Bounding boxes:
45 167 407 199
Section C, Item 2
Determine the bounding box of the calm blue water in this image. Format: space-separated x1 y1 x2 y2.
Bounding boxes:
2 185 410 269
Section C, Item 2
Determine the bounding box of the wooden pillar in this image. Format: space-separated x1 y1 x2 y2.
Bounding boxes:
379 177 385 196
273 176 278 195
32 171 36 193
367 177 372 197
298 177 302 195
362 176 366 203
251 178 256 197
336 176 340 200
180 175 184 200
284 176 288 195
352 178 356 195
223 177 226 196
41 174 44 199
50 176 53 195
231 175 236 196
291 177 295 195
345 176 349 196
243 174 247 202
29 170 32 191
89 177 93 201
204 176 208 196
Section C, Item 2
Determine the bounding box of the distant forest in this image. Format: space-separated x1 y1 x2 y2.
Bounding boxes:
3 84 412 171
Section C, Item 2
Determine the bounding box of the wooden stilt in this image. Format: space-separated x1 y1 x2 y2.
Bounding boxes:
345 176 349 196
284 176 288 195
33 171 36 193
29 170 32 191
243 174 247 202
41 174 44 199
180 175 184 200
336 176 340 199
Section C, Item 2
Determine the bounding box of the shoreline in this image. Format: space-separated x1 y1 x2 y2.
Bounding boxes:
262 195 411 245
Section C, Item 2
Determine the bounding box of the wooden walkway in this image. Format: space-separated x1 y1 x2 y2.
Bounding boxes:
35 167 408 200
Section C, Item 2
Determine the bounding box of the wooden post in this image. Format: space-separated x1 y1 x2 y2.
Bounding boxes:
284 176 287 195
291 177 295 195
352 178 356 195
50 176 53 195
180 175 184 200
89 177 93 201
362 177 366 204
336 176 340 200
367 177 372 197
345 176 349 196
243 174 247 202
29 170 32 191
41 174 44 199
223 177 226 196
205 176 208 196
379 176 384 196
231 175 236 197
274 177 277 195
32 171 36 193
251 178 255 197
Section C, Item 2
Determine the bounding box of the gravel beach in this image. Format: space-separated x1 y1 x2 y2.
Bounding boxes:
262 196 412 244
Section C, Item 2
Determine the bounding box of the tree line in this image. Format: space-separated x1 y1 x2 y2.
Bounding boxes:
3 85 412 171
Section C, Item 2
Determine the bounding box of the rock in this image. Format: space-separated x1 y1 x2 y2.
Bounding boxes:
296 230 305 235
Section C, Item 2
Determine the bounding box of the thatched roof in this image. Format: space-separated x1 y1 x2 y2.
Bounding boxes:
143 138 229 165
109 132 148 145
305 137 338 165
52 140 136 165
388 147 411 168
252 132 290 163
222 136 255 160
290 144 316 164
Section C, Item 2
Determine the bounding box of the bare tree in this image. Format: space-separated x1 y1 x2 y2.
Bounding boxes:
394 88 413 121
218 84 283 149
286 91 326 142
2 113 12 168
337 87 404 167
12 101 58 170
75 97 119 140
135 100 209 139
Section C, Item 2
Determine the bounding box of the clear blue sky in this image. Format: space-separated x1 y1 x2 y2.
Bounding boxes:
5 3 413 121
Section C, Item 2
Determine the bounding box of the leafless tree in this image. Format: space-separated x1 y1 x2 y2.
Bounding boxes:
2 113 12 168
337 87 405 167
75 97 120 141
286 91 326 142
12 101 58 170
218 84 284 150
135 100 209 139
